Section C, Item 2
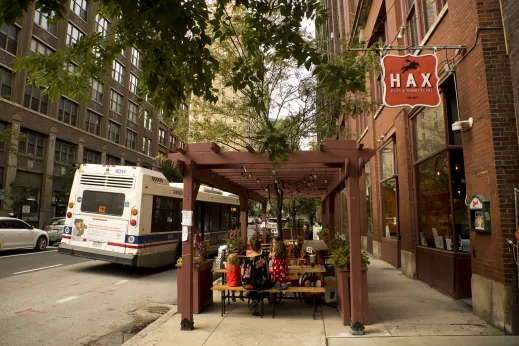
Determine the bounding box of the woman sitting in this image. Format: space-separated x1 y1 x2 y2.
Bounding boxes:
241 233 272 315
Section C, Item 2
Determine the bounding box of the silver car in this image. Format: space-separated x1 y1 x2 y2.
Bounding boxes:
0 217 49 252
46 217 65 245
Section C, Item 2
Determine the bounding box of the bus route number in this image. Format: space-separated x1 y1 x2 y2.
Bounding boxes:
98 205 107 213
115 169 126 174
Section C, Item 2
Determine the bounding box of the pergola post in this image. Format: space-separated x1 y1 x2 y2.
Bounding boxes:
261 202 268 243
239 195 248 246
329 193 335 239
346 159 364 334
180 161 199 331
321 200 327 228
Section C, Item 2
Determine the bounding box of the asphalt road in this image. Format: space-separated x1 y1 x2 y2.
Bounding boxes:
0 245 90 279
0 247 178 346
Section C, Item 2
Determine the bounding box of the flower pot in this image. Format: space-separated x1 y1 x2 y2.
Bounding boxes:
335 267 370 326
176 259 214 314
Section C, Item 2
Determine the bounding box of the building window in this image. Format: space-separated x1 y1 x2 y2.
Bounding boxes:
30 38 54 55
144 111 152 130
0 23 19 55
126 130 136 150
142 137 151 155
112 60 125 85
129 73 139 94
58 97 79 127
55 141 76 164
169 134 175 150
108 121 121 144
91 78 103 103
128 101 138 123
158 129 166 146
34 9 57 35
85 110 101 136
70 0 88 21
0 66 13 98
106 155 120 165
125 160 136 167
110 89 123 114
23 84 49 114
95 14 110 37
413 77 467 252
18 129 45 158
131 47 140 68
66 23 84 46
84 149 101 164
380 139 398 240
406 1 418 46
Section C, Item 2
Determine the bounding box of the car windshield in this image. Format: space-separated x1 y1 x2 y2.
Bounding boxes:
49 218 65 226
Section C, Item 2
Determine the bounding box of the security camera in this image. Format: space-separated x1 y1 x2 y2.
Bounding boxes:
451 118 473 132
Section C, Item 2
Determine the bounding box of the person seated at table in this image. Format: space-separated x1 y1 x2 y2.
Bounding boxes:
304 224 313 240
271 239 289 290
242 233 272 315
225 253 244 302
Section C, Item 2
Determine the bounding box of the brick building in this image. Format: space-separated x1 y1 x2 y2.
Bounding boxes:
318 0 519 334
0 1 177 228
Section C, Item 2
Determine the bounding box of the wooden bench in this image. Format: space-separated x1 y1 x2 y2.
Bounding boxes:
211 285 325 319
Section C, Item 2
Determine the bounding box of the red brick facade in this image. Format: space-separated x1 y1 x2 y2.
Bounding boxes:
319 0 519 333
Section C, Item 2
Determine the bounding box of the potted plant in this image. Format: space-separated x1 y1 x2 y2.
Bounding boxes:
176 234 213 314
329 236 371 326
226 229 243 252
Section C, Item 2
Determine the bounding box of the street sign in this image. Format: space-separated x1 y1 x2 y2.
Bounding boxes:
381 54 440 108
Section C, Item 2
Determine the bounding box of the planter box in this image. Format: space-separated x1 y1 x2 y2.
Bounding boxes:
176 259 214 314
335 268 370 326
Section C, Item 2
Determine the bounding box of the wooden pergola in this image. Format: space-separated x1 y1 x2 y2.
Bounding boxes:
169 139 375 331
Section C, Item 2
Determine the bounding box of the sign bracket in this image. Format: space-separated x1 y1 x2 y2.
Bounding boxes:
346 45 466 52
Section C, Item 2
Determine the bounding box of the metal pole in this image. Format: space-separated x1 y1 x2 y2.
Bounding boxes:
345 45 466 52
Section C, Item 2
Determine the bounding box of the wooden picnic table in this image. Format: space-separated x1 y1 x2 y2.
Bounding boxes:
288 265 326 273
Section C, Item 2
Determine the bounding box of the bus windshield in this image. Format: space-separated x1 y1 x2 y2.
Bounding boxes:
81 190 126 216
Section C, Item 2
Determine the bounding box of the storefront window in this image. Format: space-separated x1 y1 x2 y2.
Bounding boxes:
413 77 465 252
380 138 399 239
366 164 373 236
413 104 445 160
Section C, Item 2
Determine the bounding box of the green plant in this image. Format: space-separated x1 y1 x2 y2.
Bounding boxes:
193 236 208 264
176 257 183 264
329 245 370 269
226 229 243 251
317 228 329 240
329 233 349 252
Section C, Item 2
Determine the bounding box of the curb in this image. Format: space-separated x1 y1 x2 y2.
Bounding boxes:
123 305 178 346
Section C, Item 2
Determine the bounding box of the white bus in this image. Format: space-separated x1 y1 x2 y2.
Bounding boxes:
58 164 240 267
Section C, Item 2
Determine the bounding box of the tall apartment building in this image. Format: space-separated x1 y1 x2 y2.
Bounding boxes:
318 0 519 334
0 1 178 228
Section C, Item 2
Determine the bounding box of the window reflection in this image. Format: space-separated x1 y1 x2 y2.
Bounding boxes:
416 152 452 250
381 178 398 239
413 104 445 160
381 141 396 179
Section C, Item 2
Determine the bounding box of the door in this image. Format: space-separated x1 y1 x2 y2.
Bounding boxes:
0 220 14 250
12 220 35 248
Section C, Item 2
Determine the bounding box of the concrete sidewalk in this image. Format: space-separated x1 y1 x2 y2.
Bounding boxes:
124 257 519 346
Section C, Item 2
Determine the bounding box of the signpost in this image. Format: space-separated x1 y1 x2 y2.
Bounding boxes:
381 54 440 108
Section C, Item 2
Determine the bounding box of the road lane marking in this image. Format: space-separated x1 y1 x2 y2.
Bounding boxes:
114 280 129 285
13 264 63 275
56 296 78 303
0 250 57 259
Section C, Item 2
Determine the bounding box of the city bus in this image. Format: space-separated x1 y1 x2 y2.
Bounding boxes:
58 164 239 267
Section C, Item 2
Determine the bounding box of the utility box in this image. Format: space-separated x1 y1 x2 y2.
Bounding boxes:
469 195 492 233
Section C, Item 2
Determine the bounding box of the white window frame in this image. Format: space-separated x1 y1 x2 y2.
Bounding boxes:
131 47 140 68
66 23 84 46
112 60 125 85
70 0 88 21
110 89 123 114
95 14 110 37
129 73 139 94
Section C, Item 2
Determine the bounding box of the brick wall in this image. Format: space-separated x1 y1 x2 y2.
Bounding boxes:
501 0 519 120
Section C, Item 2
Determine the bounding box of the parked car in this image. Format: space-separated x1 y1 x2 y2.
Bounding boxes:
0 217 49 252
46 217 65 245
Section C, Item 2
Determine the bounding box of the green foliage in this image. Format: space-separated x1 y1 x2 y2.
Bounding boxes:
226 229 244 251
329 233 349 253
157 155 182 183
329 245 370 269
317 228 329 240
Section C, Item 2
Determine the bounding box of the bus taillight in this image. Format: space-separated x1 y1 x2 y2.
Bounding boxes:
66 212 72 218
68 202 74 208
131 209 138 215
130 219 137 226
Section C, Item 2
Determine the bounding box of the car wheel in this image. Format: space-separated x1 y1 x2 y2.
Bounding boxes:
35 236 47 251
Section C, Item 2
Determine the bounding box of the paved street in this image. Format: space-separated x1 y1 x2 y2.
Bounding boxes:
0 247 178 346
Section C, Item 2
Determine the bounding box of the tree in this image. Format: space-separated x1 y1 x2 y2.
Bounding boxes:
157 155 183 183
284 198 318 229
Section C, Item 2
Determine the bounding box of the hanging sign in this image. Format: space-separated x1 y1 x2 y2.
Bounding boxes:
181 210 193 226
182 225 188 242
381 54 440 108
